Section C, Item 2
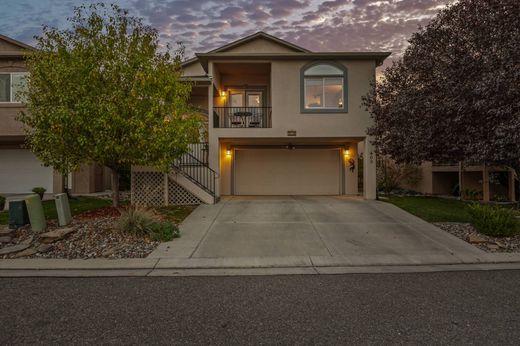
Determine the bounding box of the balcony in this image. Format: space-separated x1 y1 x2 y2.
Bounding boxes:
213 107 272 128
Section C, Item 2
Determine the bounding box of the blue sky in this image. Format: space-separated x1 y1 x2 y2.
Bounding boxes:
0 0 453 68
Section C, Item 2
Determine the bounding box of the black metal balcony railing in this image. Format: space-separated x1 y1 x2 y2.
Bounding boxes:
213 107 272 128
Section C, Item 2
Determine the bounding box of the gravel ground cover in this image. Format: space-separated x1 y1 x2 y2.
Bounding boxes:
0 204 196 259
434 222 520 253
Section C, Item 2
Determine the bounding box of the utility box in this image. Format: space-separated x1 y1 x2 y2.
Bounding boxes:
25 194 47 232
54 193 72 226
8 199 29 229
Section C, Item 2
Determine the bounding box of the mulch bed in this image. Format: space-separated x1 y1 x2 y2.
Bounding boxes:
0 207 159 259
434 222 520 253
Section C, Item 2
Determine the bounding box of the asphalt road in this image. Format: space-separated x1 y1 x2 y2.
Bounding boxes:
2 271 520 345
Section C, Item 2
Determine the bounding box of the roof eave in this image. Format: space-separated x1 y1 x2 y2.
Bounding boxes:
195 52 391 71
0 34 36 51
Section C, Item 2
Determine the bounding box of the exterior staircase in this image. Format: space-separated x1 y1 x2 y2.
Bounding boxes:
168 142 218 204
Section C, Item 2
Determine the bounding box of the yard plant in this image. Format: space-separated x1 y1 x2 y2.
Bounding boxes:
467 204 520 237
19 3 202 207
117 206 180 241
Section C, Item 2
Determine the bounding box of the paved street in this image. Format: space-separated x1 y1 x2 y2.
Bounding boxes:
2 271 520 345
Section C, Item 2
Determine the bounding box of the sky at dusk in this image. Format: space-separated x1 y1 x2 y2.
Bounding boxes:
0 0 454 68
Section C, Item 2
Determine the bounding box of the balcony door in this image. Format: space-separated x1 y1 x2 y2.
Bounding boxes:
226 89 267 128
229 90 264 107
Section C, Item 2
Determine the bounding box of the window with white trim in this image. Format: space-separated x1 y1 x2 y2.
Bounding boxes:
302 63 346 111
0 72 28 103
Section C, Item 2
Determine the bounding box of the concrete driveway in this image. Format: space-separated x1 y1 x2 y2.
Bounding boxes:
150 196 485 265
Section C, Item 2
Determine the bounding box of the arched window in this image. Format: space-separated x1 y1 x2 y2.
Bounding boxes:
301 62 347 113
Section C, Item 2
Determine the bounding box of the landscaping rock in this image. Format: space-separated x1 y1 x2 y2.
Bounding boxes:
435 222 520 253
495 241 508 249
37 244 53 253
466 233 487 244
39 227 76 243
0 228 14 237
486 243 499 251
102 247 117 257
0 244 30 255
21 235 34 245
0 236 12 243
13 247 37 258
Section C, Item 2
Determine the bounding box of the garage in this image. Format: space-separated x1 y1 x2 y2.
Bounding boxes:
0 149 53 193
234 148 342 195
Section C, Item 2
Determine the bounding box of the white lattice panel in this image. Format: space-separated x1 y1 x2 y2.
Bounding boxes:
131 169 202 206
132 171 165 207
168 179 202 205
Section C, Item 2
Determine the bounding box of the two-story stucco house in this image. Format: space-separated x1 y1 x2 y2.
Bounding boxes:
0 34 109 195
132 32 390 205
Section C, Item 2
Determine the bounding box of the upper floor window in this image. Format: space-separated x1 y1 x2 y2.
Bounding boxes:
301 62 347 113
0 72 28 103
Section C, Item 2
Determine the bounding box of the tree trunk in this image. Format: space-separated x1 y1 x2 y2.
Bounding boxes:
482 164 490 203
110 167 120 208
458 161 464 200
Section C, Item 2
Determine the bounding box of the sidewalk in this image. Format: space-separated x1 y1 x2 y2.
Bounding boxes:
2 253 520 277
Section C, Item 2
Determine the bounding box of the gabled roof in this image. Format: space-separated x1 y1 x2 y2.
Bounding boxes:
207 31 310 54
181 31 309 68
182 31 391 71
0 34 35 57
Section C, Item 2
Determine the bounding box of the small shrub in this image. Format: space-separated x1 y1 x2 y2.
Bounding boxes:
467 204 520 237
32 187 47 199
377 158 422 194
462 189 482 201
117 207 156 236
150 222 180 241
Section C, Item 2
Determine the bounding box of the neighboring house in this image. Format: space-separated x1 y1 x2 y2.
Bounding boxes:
0 34 109 195
409 162 516 202
132 32 390 205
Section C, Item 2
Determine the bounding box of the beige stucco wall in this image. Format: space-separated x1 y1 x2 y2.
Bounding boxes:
208 59 374 139
72 163 108 194
182 62 206 76
344 143 359 195
0 40 24 51
0 58 27 136
205 58 376 198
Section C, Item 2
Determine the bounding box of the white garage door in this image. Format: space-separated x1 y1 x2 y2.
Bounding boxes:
0 149 53 193
234 148 341 195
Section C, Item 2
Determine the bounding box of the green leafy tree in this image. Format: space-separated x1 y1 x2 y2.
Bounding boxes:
19 3 202 206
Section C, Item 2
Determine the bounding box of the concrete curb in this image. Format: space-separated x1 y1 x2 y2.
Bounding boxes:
2 255 520 277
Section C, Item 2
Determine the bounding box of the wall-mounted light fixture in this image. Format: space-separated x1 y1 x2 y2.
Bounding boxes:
343 146 350 157
221 90 227 97
226 146 232 156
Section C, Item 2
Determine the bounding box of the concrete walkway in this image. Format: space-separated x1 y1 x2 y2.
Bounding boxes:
2 196 520 277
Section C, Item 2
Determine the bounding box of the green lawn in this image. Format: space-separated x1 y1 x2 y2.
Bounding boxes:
0 196 197 226
0 196 112 225
384 195 519 223
155 205 197 224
